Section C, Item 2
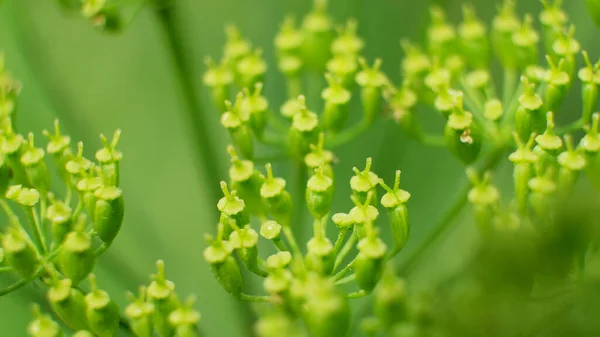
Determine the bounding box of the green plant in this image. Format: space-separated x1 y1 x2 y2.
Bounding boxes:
2 0 600 336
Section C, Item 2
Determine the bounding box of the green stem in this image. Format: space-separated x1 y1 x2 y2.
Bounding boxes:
333 257 356 281
556 118 584 135
0 279 29 297
0 266 13 273
0 199 21 228
333 229 350 256
347 290 369 299
334 273 356 286
502 68 518 108
328 120 370 148
153 4 222 205
240 294 271 302
397 148 505 275
334 234 357 271
27 208 47 255
272 239 288 252
282 226 303 260
420 133 446 147
292 160 307 241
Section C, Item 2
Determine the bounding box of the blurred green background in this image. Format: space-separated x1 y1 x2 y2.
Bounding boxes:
0 0 598 336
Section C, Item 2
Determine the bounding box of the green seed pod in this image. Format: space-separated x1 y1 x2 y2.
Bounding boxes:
27 305 63 337
305 219 335 275
580 114 600 190
169 296 201 337
260 164 293 226
348 193 379 241
356 58 387 127
240 83 269 138
301 0 334 72
528 169 558 223
466 169 500 234
374 269 408 331
400 40 430 81
354 234 387 292
203 57 234 113
426 6 457 57
264 268 293 295
544 55 570 112
579 51 600 125
535 112 563 158
230 225 265 277
260 220 283 246
444 103 482 165
95 130 123 187
322 73 351 132
43 120 73 183
539 0 568 55
492 0 520 69
483 99 504 122
85 274 120 337
217 181 250 232
65 142 94 184
1 131 29 186
557 135 587 194
1 228 40 279
587 0 600 27
326 54 358 89
553 26 580 78
379 171 411 251
223 25 252 63
221 96 254 159
350 157 379 205
204 240 244 298
332 19 364 56
275 16 304 57
424 60 451 96
47 278 89 331
301 274 350 337
46 198 73 245
124 287 154 337
508 133 539 215
93 185 124 245
512 15 539 69
236 49 268 89
226 146 266 217
386 81 421 140
306 166 334 220
147 260 180 337
0 154 10 196
57 218 95 285
289 96 320 159
515 77 545 141
20 133 50 193
458 5 490 68
434 86 461 119
75 175 103 223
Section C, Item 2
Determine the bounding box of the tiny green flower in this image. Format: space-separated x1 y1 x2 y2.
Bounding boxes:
169 296 201 337
28 304 63 337
331 19 364 56
512 15 540 69
260 164 293 226
356 58 387 126
223 25 252 62
85 274 120 337
236 49 268 89
147 260 179 337
579 51 600 124
322 73 351 132
535 111 563 155
350 157 379 204
47 278 89 331
124 287 154 337
426 6 457 57
484 99 504 121
57 216 96 285
380 170 410 251
492 0 520 68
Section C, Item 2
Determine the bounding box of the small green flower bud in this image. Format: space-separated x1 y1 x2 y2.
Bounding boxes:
553 26 580 77
587 0 600 27
261 164 293 226
356 58 387 127
528 169 558 221
255 311 303 337
76 174 103 222
509 133 539 215
204 240 244 298
266 251 292 270
93 185 124 245
511 15 539 69
85 274 120 337
20 133 50 193
459 5 490 67
354 233 387 292
557 135 587 194
492 0 520 69
380 170 411 251
465 69 490 93
426 6 456 57
240 83 269 137
350 157 379 204
331 212 354 231
400 40 430 80
540 0 568 55
95 130 122 187
467 169 500 233
326 54 358 88
322 73 351 132
301 275 350 337
301 0 335 72
169 296 201 337
544 55 570 112
222 95 254 159
230 225 265 276
484 99 504 122
223 25 252 62
46 197 73 244
424 60 451 93
374 270 408 330
27 305 63 337
65 142 93 179
125 287 154 337
332 19 364 56
147 260 179 337
349 193 379 240
227 146 266 217
306 166 334 220
305 222 335 275
525 65 548 84
264 268 293 295
444 96 482 165
579 51 600 124
260 220 282 241
203 57 234 113
218 181 250 231
42 120 73 185
535 111 563 156
515 77 545 141
275 16 304 56
386 82 421 140
57 217 95 285
1 228 40 279
434 86 462 118
47 278 89 331
305 133 334 178
290 96 320 158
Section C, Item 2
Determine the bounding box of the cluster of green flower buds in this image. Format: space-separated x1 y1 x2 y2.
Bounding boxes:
52 0 123 33
26 260 201 337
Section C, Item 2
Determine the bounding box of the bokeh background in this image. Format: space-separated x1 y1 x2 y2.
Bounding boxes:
0 0 598 335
